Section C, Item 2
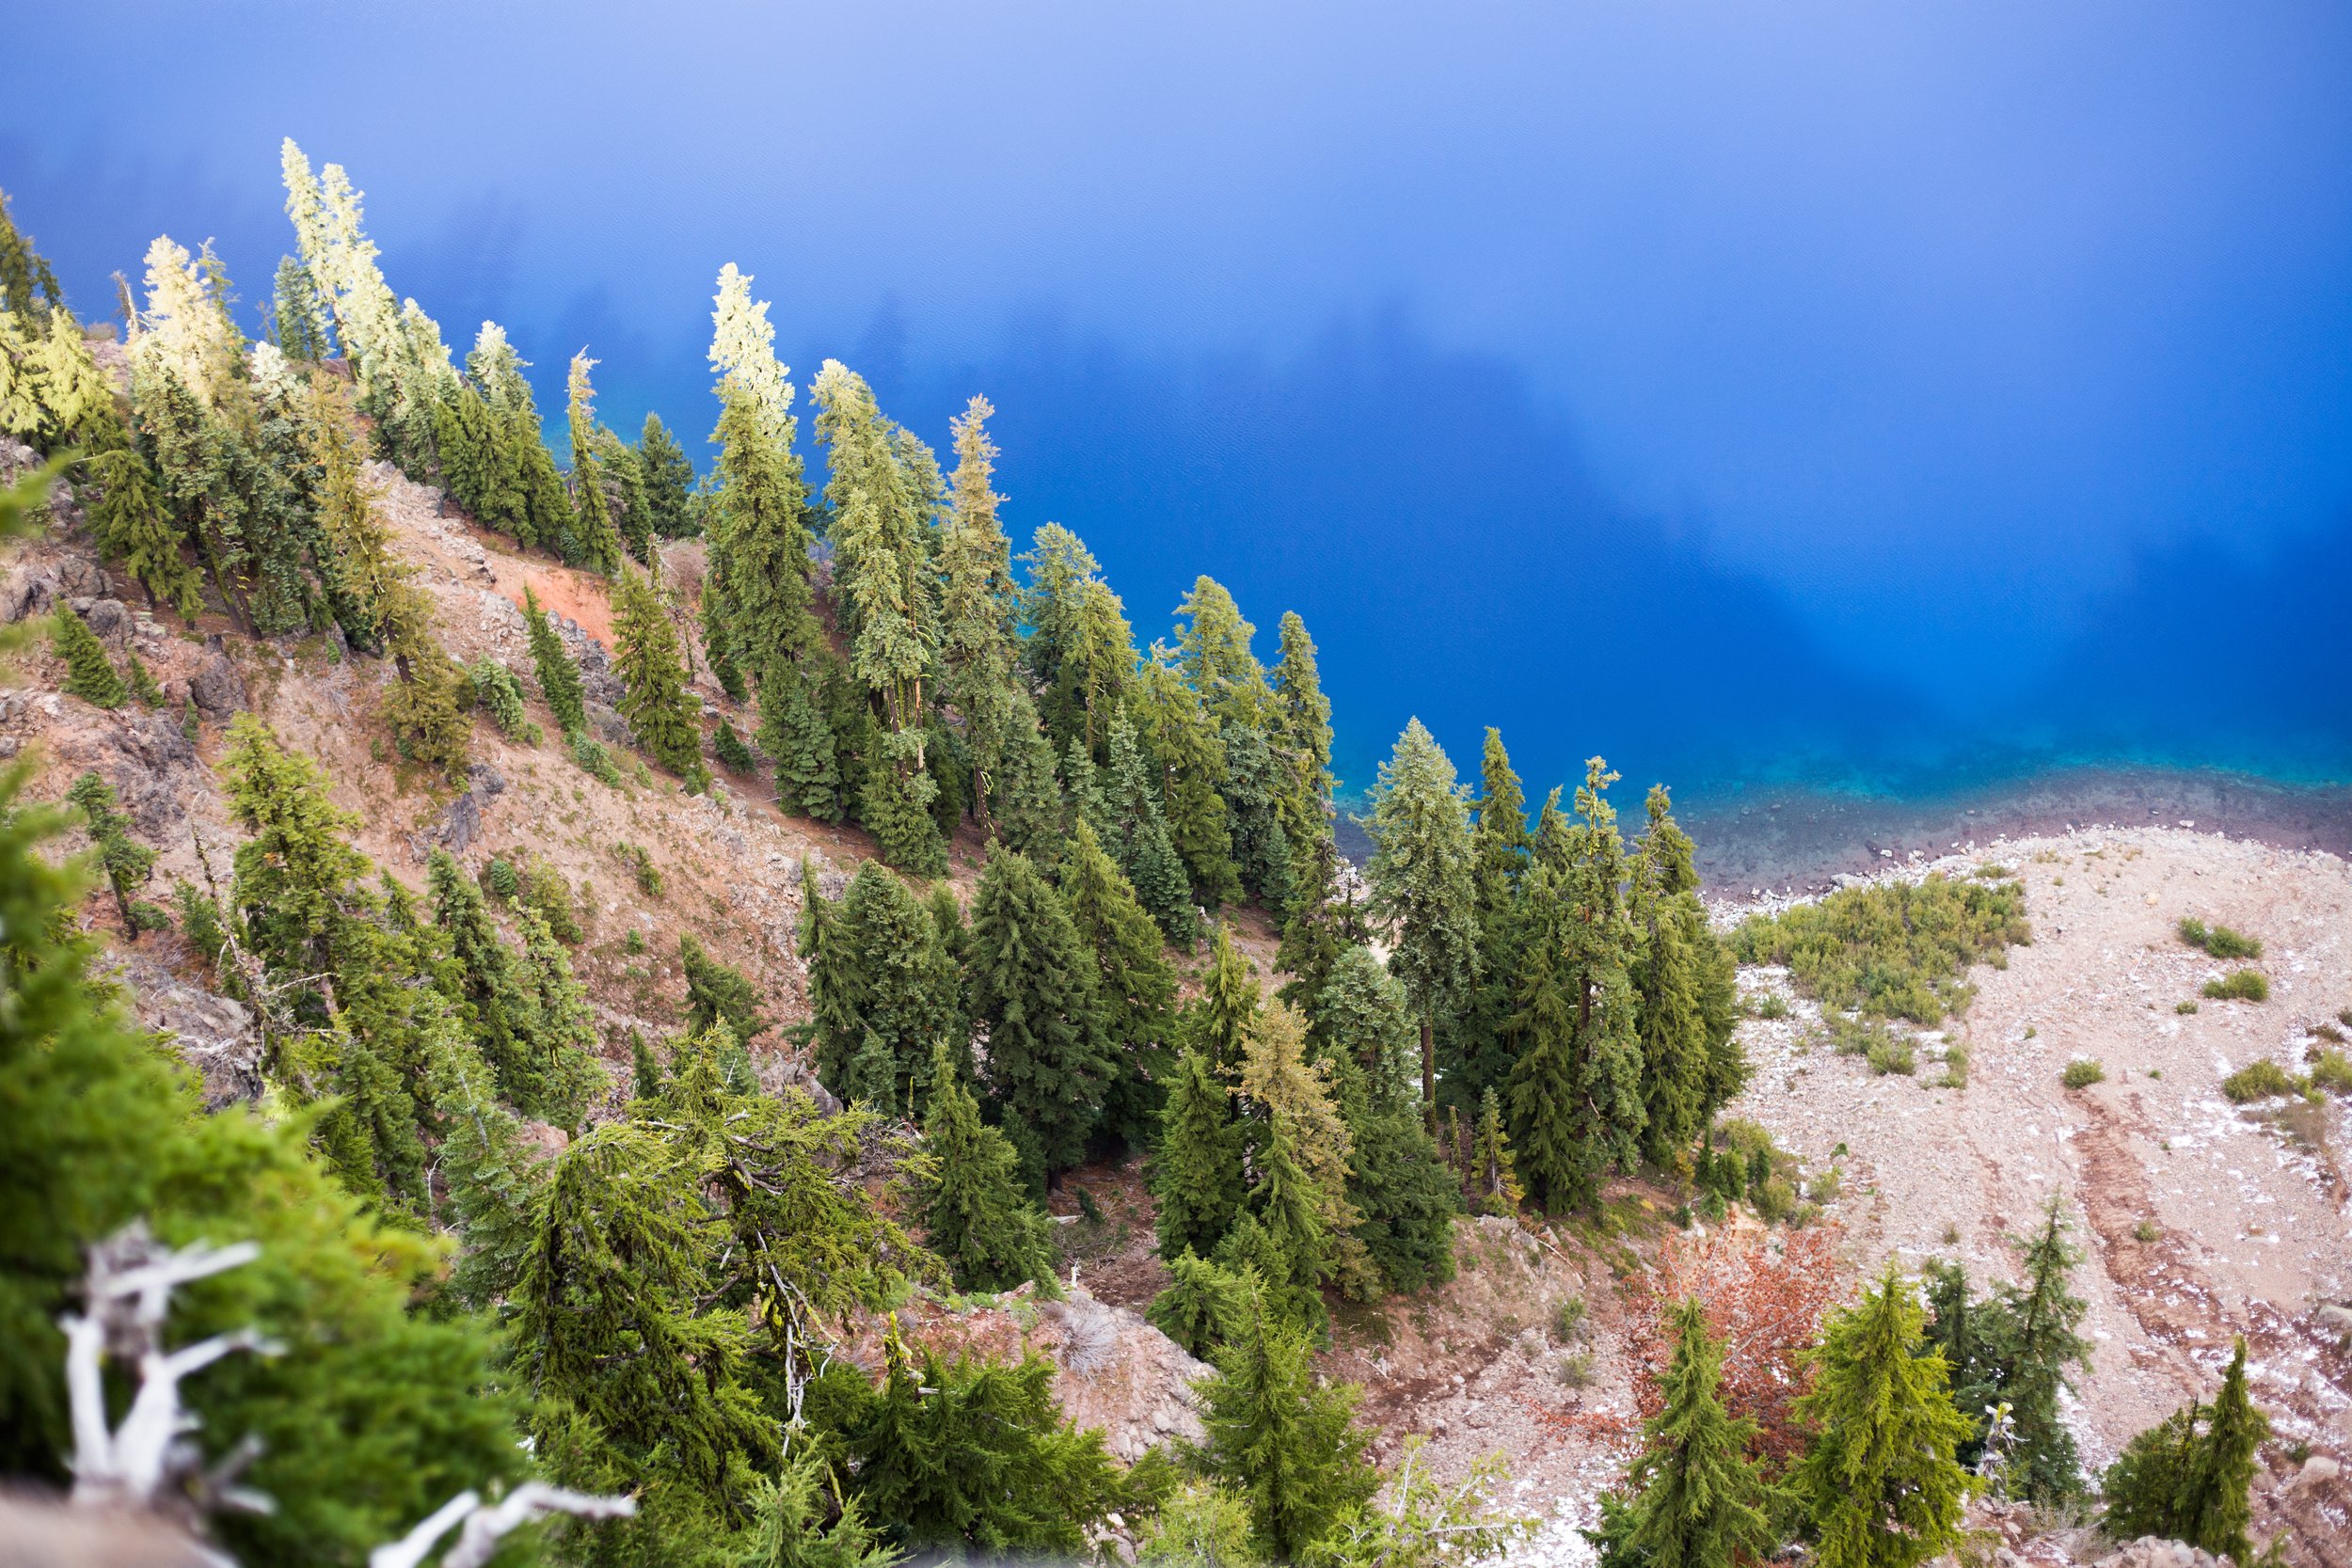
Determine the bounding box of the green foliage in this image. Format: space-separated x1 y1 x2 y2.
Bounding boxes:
1104 713 1202 942
1062 817 1179 1145
1469 1085 1522 1217
2061 1057 2105 1089
2178 916 2263 959
2220 1058 2299 1101
638 412 699 539
67 770 156 936
1631 786 1742 1161
968 843 1113 1180
1506 760 1646 1214
860 754 947 876
806 1329 1120 1559
0 758 527 1561
801 860 963 1109
1735 873 2029 1024
1788 1267 1974 1568
682 930 767 1041
2101 1338 2268 1563
522 583 588 737
1364 718 1479 1111
1342 1081 1460 1293
1194 1291 1380 1559
1155 1049 1247 1260
1140 1479 1264 1568
519 853 583 943
612 564 709 787
51 606 126 707
714 717 758 773
466 657 541 742
2309 1048 2352 1097
761 651 849 822
570 728 625 786
1590 1298 1777 1568
920 1043 1057 1292
1150 1248 1253 1356
2202 969 2269 1003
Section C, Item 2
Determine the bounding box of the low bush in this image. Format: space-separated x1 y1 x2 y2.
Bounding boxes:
2178 916 2262 959
522 856 584 943
1555 1351 1594 1388
2174 999 2199 1015
2221 1060 2300 1103
2061 1058 2105 1090
2312 1022 2346 1045
1552 1296 1586 1341
2308 1050 2352 1097
569 729 625 786
1867 1037 1915 1076
1751 1175 1798 1222
2202 970 2269 1003
1807 1165 1842 1204
2134 1219 2161 1243
1733 871 2030 1024
1750 991 1789 1021
1939 1042 1969 1089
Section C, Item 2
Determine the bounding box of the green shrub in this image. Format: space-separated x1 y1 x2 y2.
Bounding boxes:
1555 1350 1594 1388
2312 1022 2345 1045
2202 970 2268 1003
521 857 583 943
2134 1219 2160 1243
1808 1165 1842 1204
2061 1058 2105 1090
1938 1043 1969 1089
1867 1037 1915 1076
2221 1060 2300 1103
569 729 625 786
1749 991 1789 1021
2175 999 2199 1015
618 841 663 896
1733 872 2029 1023
712 719 757 774
467 658 543 744
2307 1050 2352 1097
1752 1175 1798 1222
482 856 517 900
2179 916 2262 959
624 927 646 957
1552 1296 1586 1341
53 606 127 707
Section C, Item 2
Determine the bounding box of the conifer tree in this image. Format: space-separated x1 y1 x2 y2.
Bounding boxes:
1022 523 1135 757
1239 1001 1369 1302
922 1042 1057 1292
1154 1049 1247 1261
67 771 156 936
1921 1259 2002 1470
1789 1267 1974 1568
1105 714 1201 942
813 360 934 735
1365 718 1480 1114
426 1039 546 1311
2173 1338 2266 1563
1196 1292 1379 1560
1200 920 1265 1072
1149 1249 1252 1357
969 843 1113 1182
1998 1195 2093 1503
510 902 601 1128
80 442 201 621
1470 1085 1523 1217
1631 786 1740 1164
638 411 697 538
988 689 1064 859
425 847 542 1108
1219 720 1295 910
681 929 766 1043
1591 1298 1777 1568
564 351 624 575
1314 981 1458 1296
705 266 818 691
1277 832 1366 1016
1506 761 1647 1214
939 394 1021 830
1453 728 1532 1107
861 754 948 877
1307 945 1412 1093
51 606 125 708
522 583 588 736
803 859 963 1104
762 650 848 821
612 564 708 788
1131 654 1244 910
1269 610 1333 856
1062 817 1179 1144
270 253 332 360
1175 575 1273 732
713 717 757 774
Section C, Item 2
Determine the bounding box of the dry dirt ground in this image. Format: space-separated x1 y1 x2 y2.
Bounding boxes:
1718 830 2352 1565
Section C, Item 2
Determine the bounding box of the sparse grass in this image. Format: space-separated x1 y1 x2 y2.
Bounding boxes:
1867 1037 1915 1076
2312 1022 2346 1046
1733 872 2030 1024
2175 1000 2199 1015
1938 1043 1969 1089
1808 1166 1842 1204
2203 970 2269 1003
1973 863 2012 879
2178 916 2264 960
1552 1296 1587 1341
2134 1219 2161 1243
1749 991 1789 1021
1555 1351 1594 1389
2221 1060 2301 1103
2061 1058 2106 1090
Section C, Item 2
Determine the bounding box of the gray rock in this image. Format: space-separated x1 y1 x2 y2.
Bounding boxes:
2 564 57 623
80 596 133 649
188 645 246 719
585 700 632 747
438 791 482 853
469 761 507 797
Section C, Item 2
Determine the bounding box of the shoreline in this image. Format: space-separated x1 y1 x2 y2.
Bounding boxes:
1331 764 2352 895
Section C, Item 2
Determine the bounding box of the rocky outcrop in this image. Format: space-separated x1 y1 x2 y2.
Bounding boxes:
188 641 247 720
2088 1539 2226 1568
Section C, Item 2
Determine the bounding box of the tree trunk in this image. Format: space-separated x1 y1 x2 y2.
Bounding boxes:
1421 1014 1436 1127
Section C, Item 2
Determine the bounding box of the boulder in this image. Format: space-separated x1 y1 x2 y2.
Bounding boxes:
2090 1539 2226 1568
585 701 632 748
188 643 246 719
78 596 133 649
437 791 482 852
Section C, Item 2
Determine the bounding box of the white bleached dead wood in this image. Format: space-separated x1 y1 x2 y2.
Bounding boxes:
368 1483 638 1568
63 1222 278 1515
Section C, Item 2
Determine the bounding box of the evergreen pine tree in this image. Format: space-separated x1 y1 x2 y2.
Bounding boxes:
1149 1248 1252 1357
969 843 1113 1181
51 606 125 707
1505 761 1647 1214
1789 1266 1975 1568
1268 610 1333 861
1200 920 1264 1072
1219 720 1295 910
270 252 331 360
706 322 818 685
1276 832 1366 1016
921 1042 1057 1292
803 860 963 1105
1154 1048 1247 1261
564 351 625 575
67 771 156 936
713 717 757 774
1307 945 1413 1095
1239 1001 1370 1303
1470 1085 1523 1217
638 411 698 538
522 583 588 736
938 394 1021 832
1631 786 1740 1164
2101 1402 2205 1548
681 930 767 1042
426 1038 546 1312
1364 718 1480 1115
1022 523 1135 757
425 847 544 1110
80 442 201 621
1921 1259 2003 1472
2172 1338 2267 1564
1174 575 1273 733
1131 654 1244 911
1104 714 1200 942
1997 1195 2094 1503
1195 1292 1379 1560
861 754 948 877
762 649 848 821
612 564 709 788
1062 819 1177 1049
989 689 1065 860
1591 1298 1777 1568
1453 727 1532 1108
